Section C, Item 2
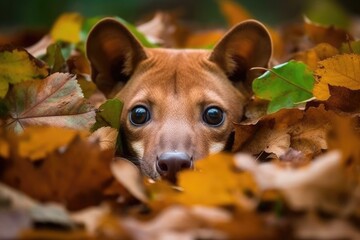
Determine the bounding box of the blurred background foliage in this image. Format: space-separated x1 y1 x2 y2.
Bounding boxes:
1 0 359 32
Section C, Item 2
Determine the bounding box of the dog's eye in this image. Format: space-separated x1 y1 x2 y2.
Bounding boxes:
129 106 150 125
203 107 224 126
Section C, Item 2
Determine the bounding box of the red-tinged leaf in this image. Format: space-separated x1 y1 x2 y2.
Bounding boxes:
4 73 95 133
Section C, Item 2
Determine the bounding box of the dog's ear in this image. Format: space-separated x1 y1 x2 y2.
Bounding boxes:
86 18 147 97
209 20 272 88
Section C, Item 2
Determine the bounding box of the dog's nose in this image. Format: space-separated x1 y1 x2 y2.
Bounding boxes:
156 152 193 183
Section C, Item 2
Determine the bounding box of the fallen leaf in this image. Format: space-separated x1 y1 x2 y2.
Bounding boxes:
313 54 360 100
176 153 258 206
121 205 229 240
4 72 95 133
292 43 339 70
234 106 332 160
304 17 353 48
252 61 314 113
17 126 83 161
235 151 347 212
0 47 48 98
289 105 332 157
50 13 83 44
111 157 148 203
324 86 360 112
0 132 115 211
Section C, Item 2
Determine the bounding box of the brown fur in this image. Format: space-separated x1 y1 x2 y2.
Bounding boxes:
87 18 272 179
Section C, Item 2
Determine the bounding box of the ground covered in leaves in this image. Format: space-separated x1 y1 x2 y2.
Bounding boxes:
1 0 360 239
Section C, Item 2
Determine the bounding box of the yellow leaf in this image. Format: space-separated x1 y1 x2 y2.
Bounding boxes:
0 48 48 98
176 153 258 206
50 13 83 43
314 54 360 100
18 126 84 160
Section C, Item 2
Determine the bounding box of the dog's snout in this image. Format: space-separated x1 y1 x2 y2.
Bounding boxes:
156 152 192 183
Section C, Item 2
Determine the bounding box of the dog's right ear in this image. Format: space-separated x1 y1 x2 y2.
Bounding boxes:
86 18 147 97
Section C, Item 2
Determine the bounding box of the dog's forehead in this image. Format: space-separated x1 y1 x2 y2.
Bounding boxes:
132 48 228 89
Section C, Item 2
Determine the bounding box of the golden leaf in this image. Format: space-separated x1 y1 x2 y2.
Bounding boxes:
314 54 360 100
18 126 83 161
176 153 258 206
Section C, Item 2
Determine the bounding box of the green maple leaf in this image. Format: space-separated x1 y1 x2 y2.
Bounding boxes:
4 73 95 133
252 61 315 114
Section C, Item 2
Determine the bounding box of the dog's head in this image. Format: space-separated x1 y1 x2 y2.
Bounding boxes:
86 18 272 182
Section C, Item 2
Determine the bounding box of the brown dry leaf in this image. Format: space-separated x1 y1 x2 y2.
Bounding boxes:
304 18 353 48
89 126 118 151
175 153 258 207
235 151 347 212
111 158 148 203
314 54 360 100
137 12 188 48
304 17 353 48
234 108 303 157
324 86 360 113
292 43 339 70
0 129 115 211
289 105 332 157
17 126 85 161
234 106 335 161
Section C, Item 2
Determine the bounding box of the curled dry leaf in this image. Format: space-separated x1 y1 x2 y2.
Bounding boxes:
234 106 333 161
235 151 349 213
4 72 96 133
111 157 148 203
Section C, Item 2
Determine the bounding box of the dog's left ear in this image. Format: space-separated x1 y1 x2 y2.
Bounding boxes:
209 20 272 86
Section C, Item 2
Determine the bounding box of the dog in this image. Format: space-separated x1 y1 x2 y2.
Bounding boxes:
86 18 272 182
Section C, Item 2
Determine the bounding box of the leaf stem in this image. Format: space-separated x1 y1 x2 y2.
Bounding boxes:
250 67 313 94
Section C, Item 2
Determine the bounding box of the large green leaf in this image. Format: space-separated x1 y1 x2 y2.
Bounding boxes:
252 61 314 114
0 47 48 98
92 99 123 131
4 73 95 133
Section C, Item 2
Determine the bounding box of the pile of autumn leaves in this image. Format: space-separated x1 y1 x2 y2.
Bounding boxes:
1 2 360 240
